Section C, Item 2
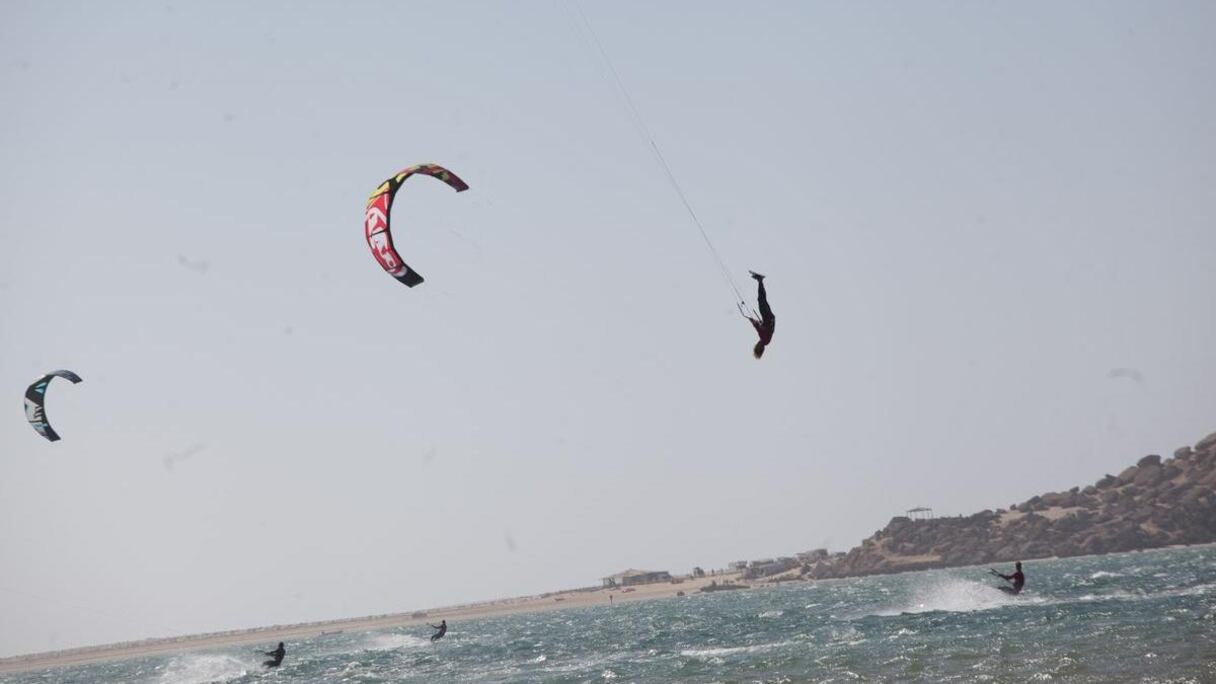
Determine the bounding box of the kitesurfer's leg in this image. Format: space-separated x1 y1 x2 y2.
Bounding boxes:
756 279 772 322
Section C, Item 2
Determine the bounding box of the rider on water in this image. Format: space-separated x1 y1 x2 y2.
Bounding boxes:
744 271 775 359
430 619 448 641
262 642 286 668
992 561 1025 595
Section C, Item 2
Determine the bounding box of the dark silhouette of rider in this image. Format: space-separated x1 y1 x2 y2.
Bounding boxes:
262 642 286 668
744 271 775 359
992 561 1025 594
430 619 447 641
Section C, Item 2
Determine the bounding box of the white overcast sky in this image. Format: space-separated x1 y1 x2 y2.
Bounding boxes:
1 0 1214 657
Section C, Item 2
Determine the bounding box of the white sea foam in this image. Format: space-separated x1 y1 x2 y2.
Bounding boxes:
1074 590 1142 603
149 653 249 684
871 577 1030 616
680 641 794 659
1069 582 1214 604
356 633 432 652
1178 582 1215 597
827 625 867 646
1089 571 1122 579
758 610 784 618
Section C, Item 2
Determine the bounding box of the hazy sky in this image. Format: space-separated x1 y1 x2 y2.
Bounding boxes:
2 0 1214 657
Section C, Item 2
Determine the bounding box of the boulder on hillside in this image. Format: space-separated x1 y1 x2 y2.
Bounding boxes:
886 516 912 531
1160 486 1187 504
1137 454 1162 468
1118 465 1140 483
1041 492 1069 507
1133 465 1164 487
1174 446 1194 461
1180 487 1208 505
1150 479 1176 498
1096 474 1119 489
1195 432 1216 453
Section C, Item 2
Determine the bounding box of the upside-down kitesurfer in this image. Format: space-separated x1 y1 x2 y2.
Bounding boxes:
743 272 776 359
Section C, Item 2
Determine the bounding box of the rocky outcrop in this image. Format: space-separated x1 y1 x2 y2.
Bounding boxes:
808 431 1216 579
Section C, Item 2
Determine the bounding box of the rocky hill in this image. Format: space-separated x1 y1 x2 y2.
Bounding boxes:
807 430 1216 579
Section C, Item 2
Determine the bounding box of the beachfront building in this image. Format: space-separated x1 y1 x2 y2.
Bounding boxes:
743 557 799 579
601 569 672 588
797 549 830 563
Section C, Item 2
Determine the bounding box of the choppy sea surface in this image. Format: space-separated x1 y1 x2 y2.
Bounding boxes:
6 546 1214 683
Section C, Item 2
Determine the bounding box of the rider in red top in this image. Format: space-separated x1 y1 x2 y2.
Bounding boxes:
744 272 776 359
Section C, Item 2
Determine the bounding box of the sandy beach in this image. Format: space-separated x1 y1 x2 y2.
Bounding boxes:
0 571 745 674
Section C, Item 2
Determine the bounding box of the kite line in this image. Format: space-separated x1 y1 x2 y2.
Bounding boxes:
571 1 749 310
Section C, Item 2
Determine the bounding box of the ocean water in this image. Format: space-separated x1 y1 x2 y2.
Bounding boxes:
6 546 1214 683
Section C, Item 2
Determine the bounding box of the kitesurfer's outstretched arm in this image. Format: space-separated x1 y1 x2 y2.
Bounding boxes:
743 310 762 332
990 562 1025 593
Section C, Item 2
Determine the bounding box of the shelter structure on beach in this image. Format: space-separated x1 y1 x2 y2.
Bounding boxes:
743 557 799 579
601 569 672 587
796 549 830 563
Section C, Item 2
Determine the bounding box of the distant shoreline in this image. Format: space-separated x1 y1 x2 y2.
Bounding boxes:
4 542 1213 675
0 572 739 674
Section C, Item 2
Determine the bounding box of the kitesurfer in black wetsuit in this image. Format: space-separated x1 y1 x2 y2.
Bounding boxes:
744 272 776 359
429 619 447 641
991 561 1025 595
262 642 286 668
